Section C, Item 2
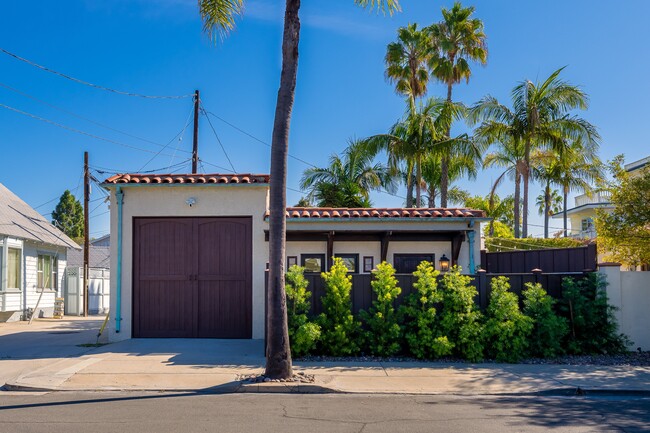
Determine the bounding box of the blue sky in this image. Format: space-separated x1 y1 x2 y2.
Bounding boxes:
0 0 647 239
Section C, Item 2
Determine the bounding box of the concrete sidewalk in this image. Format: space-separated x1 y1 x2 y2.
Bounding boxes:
4 337 650 395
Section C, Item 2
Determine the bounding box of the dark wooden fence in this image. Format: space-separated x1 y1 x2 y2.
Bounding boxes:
268 271 588 315
480 243 597 274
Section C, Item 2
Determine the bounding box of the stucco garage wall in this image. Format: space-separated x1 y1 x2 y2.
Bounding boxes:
108 185 269 341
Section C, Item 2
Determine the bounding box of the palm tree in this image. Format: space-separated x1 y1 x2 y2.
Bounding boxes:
427 1 487 207
363 97 469 207
533 155 563 238
300 140 395 207
535 189 563 238
199 0 401 380
385 23 432 107
464 193 515 237
470 97 525 237
552 140 604 237
511 67 599 237
421 152 477 207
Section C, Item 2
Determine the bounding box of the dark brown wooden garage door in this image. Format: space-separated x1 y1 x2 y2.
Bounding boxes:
133 217 252 338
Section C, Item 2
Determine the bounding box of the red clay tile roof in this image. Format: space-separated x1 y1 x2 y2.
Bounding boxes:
103 173 270 185
277 207 487 219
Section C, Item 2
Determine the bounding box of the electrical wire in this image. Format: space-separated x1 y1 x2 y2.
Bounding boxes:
0 102 185 157
200 105 236 172
138 106 195 171
0 48 193 99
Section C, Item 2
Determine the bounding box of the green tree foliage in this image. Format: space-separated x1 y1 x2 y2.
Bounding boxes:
285 266 321 357
522 282 568 358
597 156 650 267
399 261 452 358
559 274 629 355
484 221 514 239
360 262 402 356
301 139 396 208
317 258 361 356
464 193 515 237
483 277 533 362
51 190 84 240
439 267 484 361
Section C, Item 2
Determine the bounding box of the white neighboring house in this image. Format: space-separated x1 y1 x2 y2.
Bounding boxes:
0 182 80 322
552 155 649 240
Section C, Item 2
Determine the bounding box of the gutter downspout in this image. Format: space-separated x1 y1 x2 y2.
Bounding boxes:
467 221 476 274
115 186 124 333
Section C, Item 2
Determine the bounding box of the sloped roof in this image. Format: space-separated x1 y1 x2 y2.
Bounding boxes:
103 173 270 185
275 207 487 219
67 246 110 268
0 183 80 250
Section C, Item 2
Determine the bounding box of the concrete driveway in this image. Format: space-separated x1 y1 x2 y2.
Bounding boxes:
0 317 104 387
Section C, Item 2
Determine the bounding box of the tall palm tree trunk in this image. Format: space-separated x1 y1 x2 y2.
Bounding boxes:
265 0 300 380
522 139 531 238
563 186 569 238
544 185 550 239
428 184 436 207
405 164 415 207
415 156 422 207
514 169 521 238
440 83 453 208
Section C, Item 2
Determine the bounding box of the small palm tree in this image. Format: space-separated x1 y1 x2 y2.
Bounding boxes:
421 152 477 207
464 193 515 237
385 23 432 107
300 140 395 207
428 1 487 207
199 0 401 380
363 97 469 207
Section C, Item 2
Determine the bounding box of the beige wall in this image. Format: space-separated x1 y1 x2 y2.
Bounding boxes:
600 265 650 350
107 184 269 341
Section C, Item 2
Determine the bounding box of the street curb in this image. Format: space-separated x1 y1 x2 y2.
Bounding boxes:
4 382 649 397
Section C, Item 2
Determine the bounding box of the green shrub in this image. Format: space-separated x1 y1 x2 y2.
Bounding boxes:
359 262 402 356
439 267 484 361
317 257 361 356
485 237 586 252
399 261 452 359
522 282 568 358
285 265 321 357
559 273 630 355
483 277 533 362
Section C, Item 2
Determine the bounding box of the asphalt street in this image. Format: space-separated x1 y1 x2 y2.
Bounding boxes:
0 392 648 433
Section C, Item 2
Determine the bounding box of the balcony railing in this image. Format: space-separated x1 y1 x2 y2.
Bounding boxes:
574 191 611 207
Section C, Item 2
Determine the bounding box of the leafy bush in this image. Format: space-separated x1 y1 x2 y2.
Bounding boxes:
483 277 533 362
360 262 402 356
317 257 361 356
439 267 484 361
559 274 630 355
522 282 568 358
285 265 321 357
399 261 452 359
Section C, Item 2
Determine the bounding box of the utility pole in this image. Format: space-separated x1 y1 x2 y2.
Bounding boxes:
83 151 89 317
192 89 200 174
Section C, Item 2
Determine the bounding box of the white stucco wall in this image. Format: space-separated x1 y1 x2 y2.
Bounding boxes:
107 184 269 341
601 265 650 350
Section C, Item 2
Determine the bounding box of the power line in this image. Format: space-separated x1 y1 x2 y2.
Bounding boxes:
0 81 191 149
0 47 193 99
200 105 236 172
0 102 190 157
138 106 195 172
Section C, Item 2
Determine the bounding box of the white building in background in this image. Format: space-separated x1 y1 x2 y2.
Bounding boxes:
0 182 79 322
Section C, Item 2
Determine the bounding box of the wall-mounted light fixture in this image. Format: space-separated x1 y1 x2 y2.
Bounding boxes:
439 254 450 272
185 197 197 207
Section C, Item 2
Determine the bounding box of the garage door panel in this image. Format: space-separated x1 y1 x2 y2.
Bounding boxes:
137 219 193 278
198 219 251 276
136 281 194 338
198 280 251 338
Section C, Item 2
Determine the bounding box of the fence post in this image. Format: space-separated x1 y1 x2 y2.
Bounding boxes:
477 269 487 309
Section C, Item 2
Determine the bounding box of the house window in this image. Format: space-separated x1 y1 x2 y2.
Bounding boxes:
301 254 325 273
7 247 21 289
581 218 594 232
363 256 374 273
287 256 298 268
394 254 435 274
37 254 58 290
335 254 359 273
